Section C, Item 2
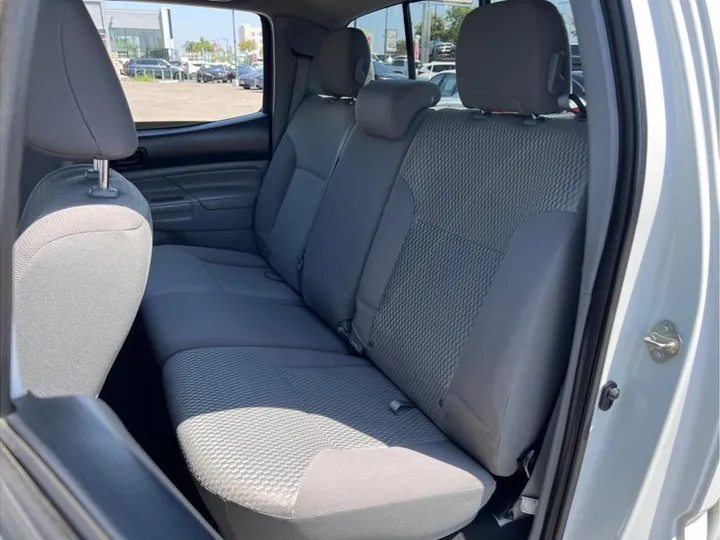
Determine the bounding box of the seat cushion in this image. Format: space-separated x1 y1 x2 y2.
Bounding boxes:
163 347 495 540
145 245 301 305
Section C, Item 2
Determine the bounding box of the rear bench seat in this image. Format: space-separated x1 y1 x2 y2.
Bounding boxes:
146 2 589 539
144 28 370 307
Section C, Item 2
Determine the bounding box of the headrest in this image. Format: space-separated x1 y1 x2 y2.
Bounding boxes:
317 29 370 98
456 0 570 114
26 0 137 160
356 80 440 140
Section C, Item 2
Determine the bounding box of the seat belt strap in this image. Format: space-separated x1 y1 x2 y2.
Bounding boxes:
295 119 356 273
288 51 312 122
495 392 562 525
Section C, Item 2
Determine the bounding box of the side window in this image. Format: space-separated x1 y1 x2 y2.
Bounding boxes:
82 1 265 127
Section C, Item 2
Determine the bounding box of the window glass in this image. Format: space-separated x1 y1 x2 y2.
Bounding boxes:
82 1 264 126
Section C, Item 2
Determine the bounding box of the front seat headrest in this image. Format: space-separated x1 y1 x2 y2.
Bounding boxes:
456 0 571 115
26 0 138 160
317 28 371 99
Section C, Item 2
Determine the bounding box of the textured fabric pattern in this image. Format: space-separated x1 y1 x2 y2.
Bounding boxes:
143 245 301 304
14 165 150 283
14 164 152 396
163 347 446 516
369 110 588 428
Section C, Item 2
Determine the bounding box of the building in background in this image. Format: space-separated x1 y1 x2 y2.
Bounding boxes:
238 23 263 61
83 0 174 59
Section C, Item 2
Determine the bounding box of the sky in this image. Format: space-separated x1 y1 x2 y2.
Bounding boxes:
108 1 575 55
111 2 261 49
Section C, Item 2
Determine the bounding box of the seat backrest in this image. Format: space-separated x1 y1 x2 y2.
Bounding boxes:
254 28 370 291
14 0 152 397
352 0 588 477
301 80 440 329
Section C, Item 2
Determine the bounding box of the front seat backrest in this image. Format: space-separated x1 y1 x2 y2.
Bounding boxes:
14 0 152 396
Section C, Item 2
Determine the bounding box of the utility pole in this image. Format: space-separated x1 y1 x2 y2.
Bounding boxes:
232 9 238 67
384 8 389 57
421 1 431 64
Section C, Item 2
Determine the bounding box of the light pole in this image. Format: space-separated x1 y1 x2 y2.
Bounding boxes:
384 8 389 58
232 10 238 68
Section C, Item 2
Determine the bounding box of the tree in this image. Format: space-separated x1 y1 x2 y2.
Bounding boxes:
395 39 407 56
238 39 256 52
444 6 472 44
413 14 447 43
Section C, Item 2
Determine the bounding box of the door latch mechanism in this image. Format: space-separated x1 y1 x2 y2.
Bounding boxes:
643 320 682 363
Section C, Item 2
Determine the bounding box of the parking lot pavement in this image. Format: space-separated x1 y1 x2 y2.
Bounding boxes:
121 80 263 123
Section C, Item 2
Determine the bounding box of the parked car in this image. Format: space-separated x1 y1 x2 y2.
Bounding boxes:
238 69 264 89
126 58 187 80
389 56 410 76
169 60 201 80
430 41 455 60
372 60 407 81
236 64 256 77
196 64 233 83
428 70 460 108
416 61 455 80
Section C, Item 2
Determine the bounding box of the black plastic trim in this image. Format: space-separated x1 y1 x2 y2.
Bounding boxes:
0 0 40 417
539 0 647 537
4 395 218 540
402 2 416 79
113 112 270 172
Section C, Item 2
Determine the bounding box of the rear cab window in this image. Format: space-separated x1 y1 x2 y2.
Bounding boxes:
82 0 266 128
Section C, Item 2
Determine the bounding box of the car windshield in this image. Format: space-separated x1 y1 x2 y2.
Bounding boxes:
392 58 407 67
206 65 224 72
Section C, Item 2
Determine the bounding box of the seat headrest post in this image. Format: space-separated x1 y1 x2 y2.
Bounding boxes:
89 159 119 199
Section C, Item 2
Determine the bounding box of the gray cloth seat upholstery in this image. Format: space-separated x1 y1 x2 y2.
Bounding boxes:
143 28 370 308
154 2 588 539
144 79 440 365
14 0 152 397
164 347 494 540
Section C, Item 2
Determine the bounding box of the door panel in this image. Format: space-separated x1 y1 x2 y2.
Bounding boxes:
112 112 272 251
128 161 267 251
116 112 270 171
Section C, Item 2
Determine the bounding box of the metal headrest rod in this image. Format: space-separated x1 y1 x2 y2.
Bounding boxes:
89 159 119 199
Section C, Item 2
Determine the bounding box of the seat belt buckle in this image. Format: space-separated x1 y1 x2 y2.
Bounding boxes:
494 496 538 526
389 399 415 414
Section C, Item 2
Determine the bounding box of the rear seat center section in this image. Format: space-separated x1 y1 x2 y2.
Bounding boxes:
143 3 589 539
